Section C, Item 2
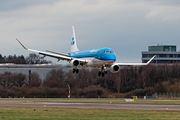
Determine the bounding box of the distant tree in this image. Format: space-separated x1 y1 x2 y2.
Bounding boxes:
13 54 17 59
25 53 41 64
78 85 106 98
12 73 27 87
114 72 122 93
0 72 12 87
15 57 26 64
27 72 42 87
20 55 25 59
43 69 65 88
168 82 180 93
25 53 51 64
77 68 90 89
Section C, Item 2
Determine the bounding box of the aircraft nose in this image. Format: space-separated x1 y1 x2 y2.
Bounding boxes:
108 54 116 61
113 54 116 61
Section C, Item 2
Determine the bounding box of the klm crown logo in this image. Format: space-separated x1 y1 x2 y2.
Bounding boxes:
71 37 75 45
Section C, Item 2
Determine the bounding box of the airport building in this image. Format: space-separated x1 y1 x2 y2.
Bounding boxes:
142 45 180 63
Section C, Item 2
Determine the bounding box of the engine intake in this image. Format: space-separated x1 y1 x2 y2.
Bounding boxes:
110 64 120 73
70 60 80 67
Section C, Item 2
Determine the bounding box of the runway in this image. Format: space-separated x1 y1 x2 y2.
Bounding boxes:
0 100 180 111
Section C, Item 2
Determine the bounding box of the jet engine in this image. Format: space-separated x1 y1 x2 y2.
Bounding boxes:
70 59 80 67
110 64 120 73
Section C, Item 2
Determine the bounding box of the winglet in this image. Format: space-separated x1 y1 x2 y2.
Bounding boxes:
146 55 156 65
16 38 28 50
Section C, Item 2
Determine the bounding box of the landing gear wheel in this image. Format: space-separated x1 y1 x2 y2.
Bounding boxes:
102 72 105 77
76 69 79 74
98 71 101 76
73 68 76 73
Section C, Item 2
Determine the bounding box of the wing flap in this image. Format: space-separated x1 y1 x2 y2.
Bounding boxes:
46 50 70 57
39 52 72 61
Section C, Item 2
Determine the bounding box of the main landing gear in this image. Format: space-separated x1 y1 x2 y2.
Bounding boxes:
98 71 107 77
98 65 107 77
73 68 79 74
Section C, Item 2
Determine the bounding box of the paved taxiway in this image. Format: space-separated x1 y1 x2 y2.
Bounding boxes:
0 100 180 111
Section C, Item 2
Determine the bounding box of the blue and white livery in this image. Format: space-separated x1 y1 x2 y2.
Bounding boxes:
16 26 155 77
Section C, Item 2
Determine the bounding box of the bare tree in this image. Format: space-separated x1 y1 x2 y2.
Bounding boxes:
25 53 41 64
0 72 12 87
43 69 65 88
12 73 27 87
27 72 42 87
25 53 52 64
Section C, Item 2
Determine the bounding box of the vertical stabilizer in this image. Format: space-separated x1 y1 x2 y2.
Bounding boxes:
71 26 79 52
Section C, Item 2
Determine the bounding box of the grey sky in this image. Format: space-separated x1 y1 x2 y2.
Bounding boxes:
0 0 180 64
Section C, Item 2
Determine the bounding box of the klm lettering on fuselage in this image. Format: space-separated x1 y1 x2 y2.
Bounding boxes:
71 38 75 45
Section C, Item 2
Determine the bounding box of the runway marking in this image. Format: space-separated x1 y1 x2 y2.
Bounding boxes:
23 102 96 105
22 102 114 105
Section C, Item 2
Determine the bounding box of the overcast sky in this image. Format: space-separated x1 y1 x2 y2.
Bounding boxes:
0 0 180 64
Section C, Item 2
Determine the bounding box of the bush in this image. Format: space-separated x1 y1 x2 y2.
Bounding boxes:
78 85 107 98
168 82 180 93
124 87 154 98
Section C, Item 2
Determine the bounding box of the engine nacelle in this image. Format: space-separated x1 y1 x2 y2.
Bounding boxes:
110 64 120 73
70 59 80 67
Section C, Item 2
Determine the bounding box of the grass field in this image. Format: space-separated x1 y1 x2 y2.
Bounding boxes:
0 107 180 120
0 98 180 119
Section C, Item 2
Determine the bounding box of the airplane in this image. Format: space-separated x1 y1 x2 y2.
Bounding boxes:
16 26 155 77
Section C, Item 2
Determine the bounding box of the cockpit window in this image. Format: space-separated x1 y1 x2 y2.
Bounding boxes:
110 51 114 53
103 50 114 54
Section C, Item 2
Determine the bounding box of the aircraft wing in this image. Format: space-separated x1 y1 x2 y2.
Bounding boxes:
16 38 87 62
115 55 156 66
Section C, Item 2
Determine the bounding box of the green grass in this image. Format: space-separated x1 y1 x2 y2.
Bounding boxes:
0 98 180 119
0 107 179 120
